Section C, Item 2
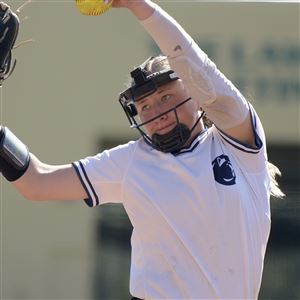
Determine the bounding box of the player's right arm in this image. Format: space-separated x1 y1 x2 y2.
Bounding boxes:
13 154 87 201
0 126 87 201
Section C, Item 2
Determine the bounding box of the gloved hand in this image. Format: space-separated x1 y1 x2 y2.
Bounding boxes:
0 2 19 85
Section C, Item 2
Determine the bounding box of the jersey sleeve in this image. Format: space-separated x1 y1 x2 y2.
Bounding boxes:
141 4 249 131
72 142 136 207
212 103 268 173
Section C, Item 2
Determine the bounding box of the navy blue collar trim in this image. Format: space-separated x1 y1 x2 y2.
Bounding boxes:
172 129 208 156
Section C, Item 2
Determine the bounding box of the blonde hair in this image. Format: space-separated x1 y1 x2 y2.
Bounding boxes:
142 55 171 74
267 162 285 199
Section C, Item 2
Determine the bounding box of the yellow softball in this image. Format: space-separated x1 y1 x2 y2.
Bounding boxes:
75 0 112 16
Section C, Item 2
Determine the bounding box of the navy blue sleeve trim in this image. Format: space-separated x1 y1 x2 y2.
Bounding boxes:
72 161 100 207
219 135 260 154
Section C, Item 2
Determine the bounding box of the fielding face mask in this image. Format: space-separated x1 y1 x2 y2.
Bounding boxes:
119 64 204 153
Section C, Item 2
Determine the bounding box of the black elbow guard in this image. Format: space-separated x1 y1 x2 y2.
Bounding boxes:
0 126 30 181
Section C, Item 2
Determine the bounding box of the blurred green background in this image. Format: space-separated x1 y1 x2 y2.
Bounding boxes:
1 1 299 299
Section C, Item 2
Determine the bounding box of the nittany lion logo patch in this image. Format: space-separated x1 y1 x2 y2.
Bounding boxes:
212 155 236 186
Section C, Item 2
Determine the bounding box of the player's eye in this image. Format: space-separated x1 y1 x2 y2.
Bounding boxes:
161 94 172 103
141 103 151 112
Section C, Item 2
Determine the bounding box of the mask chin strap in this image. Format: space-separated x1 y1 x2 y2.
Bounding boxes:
155 110 205 154
188 110 205 135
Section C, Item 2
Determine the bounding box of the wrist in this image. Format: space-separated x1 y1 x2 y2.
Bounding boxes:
127 0 155 21
0 126 30 181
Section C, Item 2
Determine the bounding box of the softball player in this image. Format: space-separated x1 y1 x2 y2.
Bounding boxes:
0 0 284 299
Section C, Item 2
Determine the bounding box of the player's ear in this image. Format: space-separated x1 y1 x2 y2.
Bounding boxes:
192 98 201 111
191 99 200 112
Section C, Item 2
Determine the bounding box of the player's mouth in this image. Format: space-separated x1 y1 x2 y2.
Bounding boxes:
155 122 176 135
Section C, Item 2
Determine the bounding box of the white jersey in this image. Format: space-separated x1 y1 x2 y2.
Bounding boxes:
73 4 271 300
73 119 270 300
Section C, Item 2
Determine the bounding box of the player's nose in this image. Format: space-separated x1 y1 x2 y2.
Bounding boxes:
153 109 168 124
153 101 169 118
